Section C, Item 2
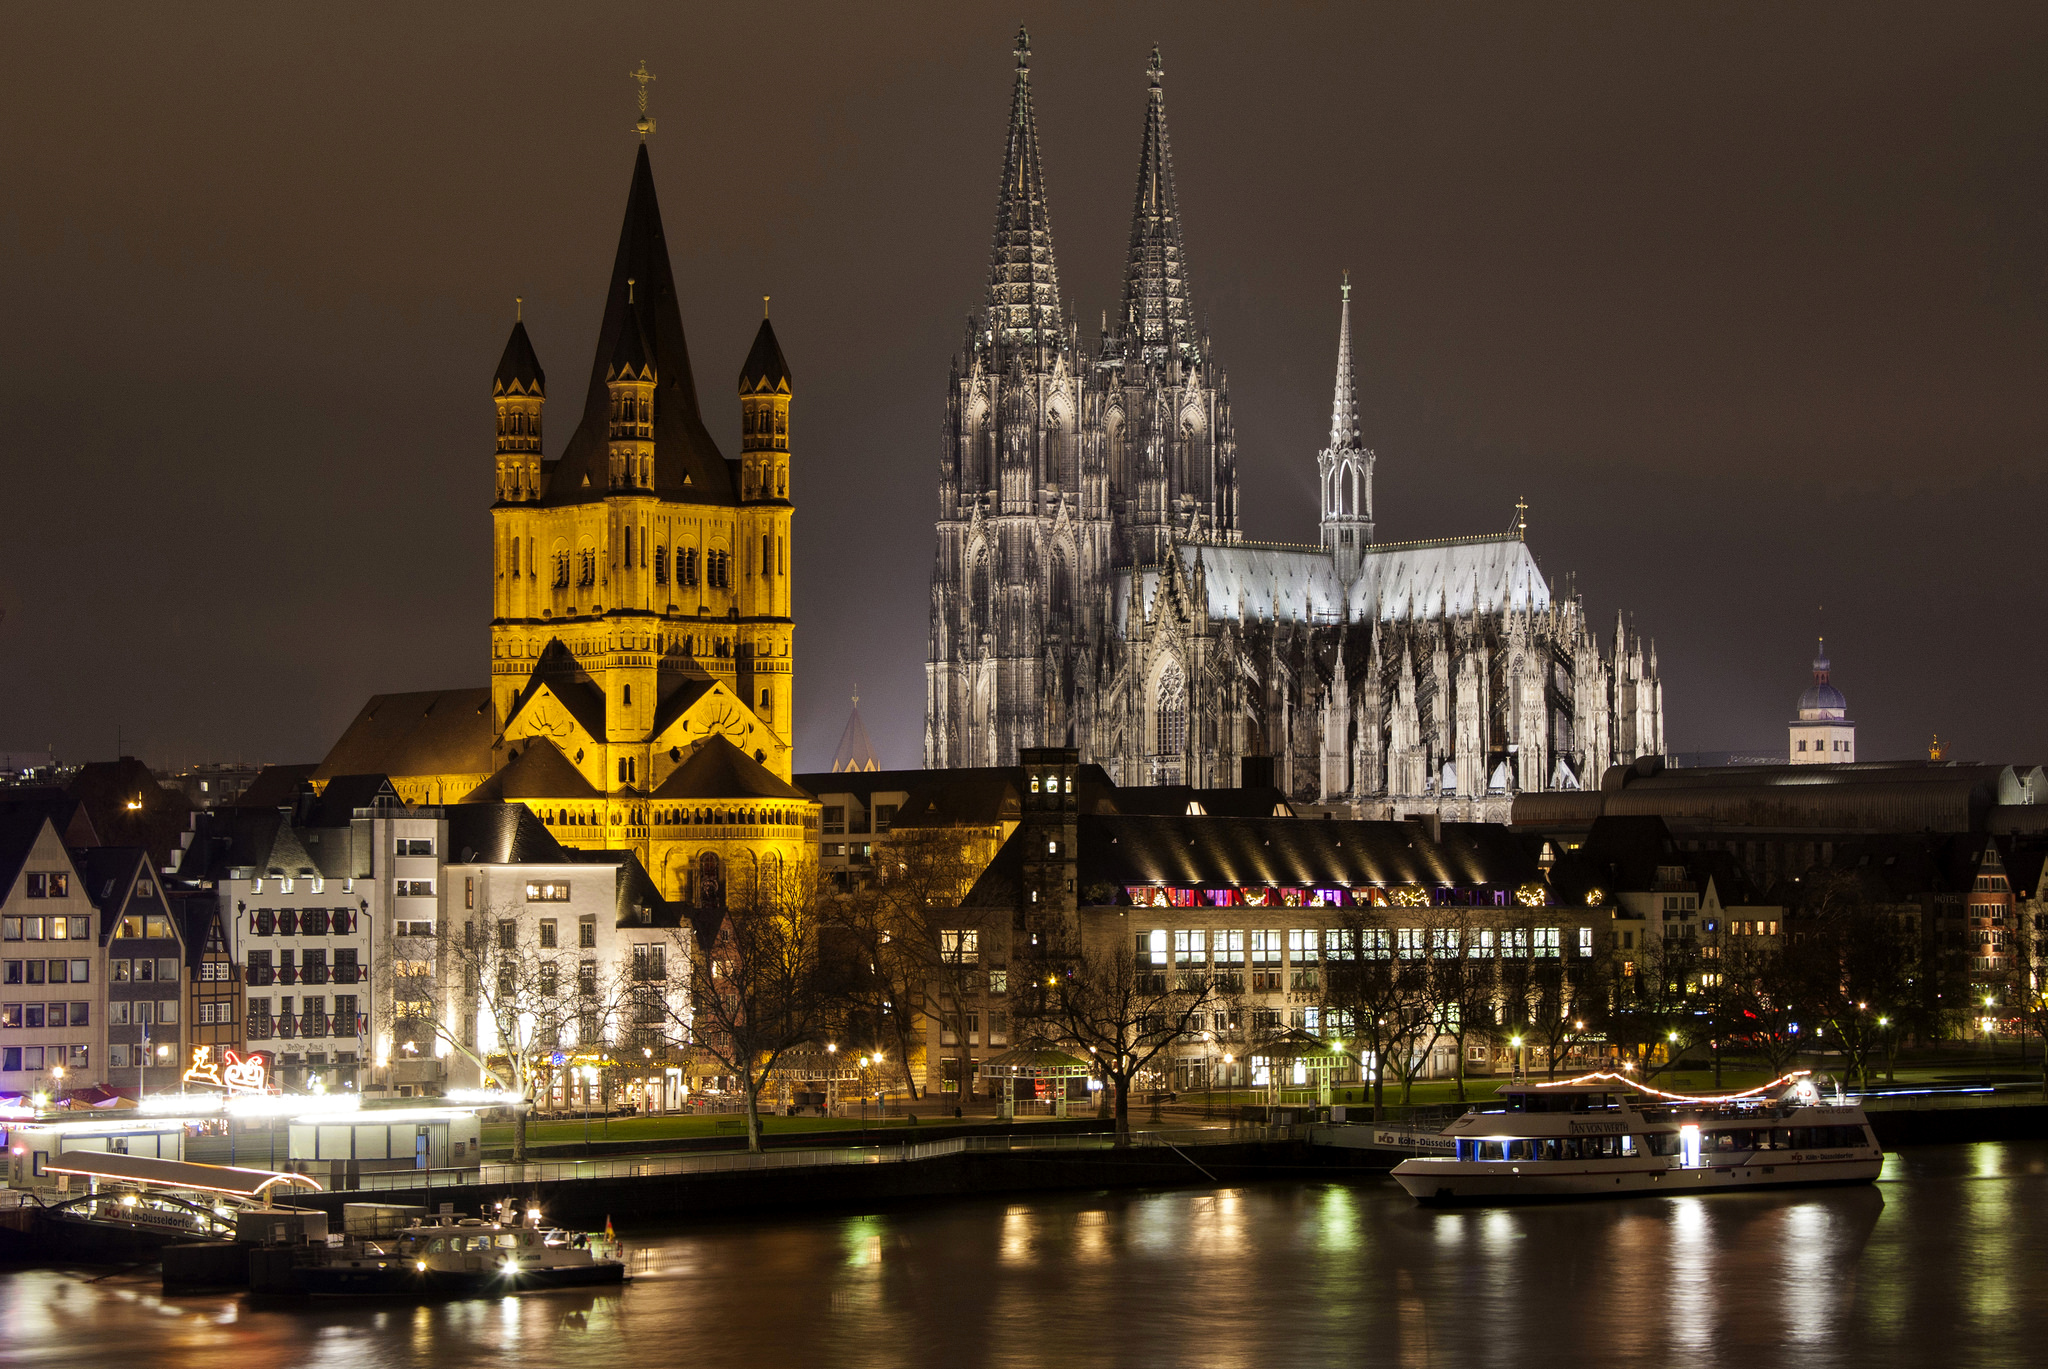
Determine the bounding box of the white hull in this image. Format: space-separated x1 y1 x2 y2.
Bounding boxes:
1393 1153 1881 1203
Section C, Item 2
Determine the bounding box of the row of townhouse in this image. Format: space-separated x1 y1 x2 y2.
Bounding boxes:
169 772 696 1107
1 768 707 1105
0 795 232 1100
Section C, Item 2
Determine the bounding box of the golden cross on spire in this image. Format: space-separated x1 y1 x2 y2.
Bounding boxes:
629 60 656 140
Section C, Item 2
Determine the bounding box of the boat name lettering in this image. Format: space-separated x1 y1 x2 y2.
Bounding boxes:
1567 1120 1625 1134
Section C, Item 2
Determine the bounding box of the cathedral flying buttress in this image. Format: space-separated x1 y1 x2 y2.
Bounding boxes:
925 34 1666 814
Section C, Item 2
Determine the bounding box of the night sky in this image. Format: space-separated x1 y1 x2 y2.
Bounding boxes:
3 5 2045 776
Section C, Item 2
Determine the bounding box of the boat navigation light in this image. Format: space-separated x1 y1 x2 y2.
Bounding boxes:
527 1209 542 1222
416 1261 428 1273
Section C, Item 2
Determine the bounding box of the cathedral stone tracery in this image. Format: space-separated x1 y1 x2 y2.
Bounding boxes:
924 33 1665 816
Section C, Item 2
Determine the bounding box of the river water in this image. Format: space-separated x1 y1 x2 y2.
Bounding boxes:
1 1143 2041 1369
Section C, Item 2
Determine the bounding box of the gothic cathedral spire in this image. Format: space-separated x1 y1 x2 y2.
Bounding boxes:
1117 46 1196 366
983 27 1065 359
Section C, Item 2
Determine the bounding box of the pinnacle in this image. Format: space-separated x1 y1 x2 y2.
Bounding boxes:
981 33 1065 360
1327 274 1360 451
1118 46 1196 366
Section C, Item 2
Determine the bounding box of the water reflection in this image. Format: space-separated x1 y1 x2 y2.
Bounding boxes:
1 1145 2042 1367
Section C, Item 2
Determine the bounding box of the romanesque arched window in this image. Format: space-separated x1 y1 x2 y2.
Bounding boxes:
698 852 724 910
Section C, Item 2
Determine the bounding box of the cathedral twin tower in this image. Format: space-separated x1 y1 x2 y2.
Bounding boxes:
925 32 1665 813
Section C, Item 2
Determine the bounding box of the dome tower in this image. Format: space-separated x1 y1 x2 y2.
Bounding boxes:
1789 639 1855 764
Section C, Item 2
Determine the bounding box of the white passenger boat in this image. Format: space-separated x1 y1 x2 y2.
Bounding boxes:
1392 1071 1882 1205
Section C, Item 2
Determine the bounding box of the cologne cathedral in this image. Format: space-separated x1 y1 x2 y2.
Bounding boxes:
923 34 1665 816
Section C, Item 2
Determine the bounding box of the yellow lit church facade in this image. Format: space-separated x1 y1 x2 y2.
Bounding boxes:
314 141 817 907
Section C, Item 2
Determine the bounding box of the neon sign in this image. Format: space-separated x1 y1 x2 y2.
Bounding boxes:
182 1046 271 1094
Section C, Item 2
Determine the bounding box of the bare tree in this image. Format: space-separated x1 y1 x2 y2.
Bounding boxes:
650 857 832 1152
827 825 990 1100
385 901 626 1160
1016 932 1216 1145
1323 909 1440 1116
1724 940 1805 1079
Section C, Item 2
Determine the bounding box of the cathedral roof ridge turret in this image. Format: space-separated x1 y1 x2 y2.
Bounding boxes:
1325 273 1361 452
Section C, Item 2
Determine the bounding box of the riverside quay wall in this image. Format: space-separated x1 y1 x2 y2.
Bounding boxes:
283 1137 1379 1230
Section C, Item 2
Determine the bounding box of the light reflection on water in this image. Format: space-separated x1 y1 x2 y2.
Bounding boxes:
2 1143 2044 1368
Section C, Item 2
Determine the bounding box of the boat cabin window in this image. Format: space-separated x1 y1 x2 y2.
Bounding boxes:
1502 1091 1614 1114
1648 1124 1868 1156
1458 1135 1637 1161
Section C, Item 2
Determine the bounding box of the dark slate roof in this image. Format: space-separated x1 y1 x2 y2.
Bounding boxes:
494 318 545 397
794 768 935 802
308 774 403 827
889 765 1120 829
2003 840 2048 900
1543 816 1685 903
0 789 96 849
543 143 734 508
739 316 791 393
76 846 149 917
1515 758 2046 835
313 689 495 782
1114 785 1296 819
0 810 55 901
964 814 1543 907
462 739 601 802
239 764 319 808
442 803 571 865
649 675 718 740
172 891 227 974
170 807 285 882
506 640 608 742
65 757 193 867
652 736 809 802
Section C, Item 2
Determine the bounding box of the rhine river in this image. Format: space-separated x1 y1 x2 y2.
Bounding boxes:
0 1142 2041 1369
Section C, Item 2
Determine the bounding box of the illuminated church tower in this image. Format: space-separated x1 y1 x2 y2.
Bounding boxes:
321 98 815 906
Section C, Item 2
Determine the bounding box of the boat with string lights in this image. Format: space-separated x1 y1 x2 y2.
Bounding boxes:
1391 1071 1882 1204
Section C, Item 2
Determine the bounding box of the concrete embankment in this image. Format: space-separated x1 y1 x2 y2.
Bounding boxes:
286 1140 1384 1230
1866 1102 2048 1147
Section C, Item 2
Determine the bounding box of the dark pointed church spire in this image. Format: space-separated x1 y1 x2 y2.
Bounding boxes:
982 27 1065 357
544 142 731 506
494 314 545 398
1118 45 1196 366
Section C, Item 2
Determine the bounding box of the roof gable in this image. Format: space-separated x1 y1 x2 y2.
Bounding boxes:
651 735 809 802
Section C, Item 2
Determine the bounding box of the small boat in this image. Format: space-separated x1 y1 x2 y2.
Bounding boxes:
298 1212 625 1297
1392 1070 1882 1205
